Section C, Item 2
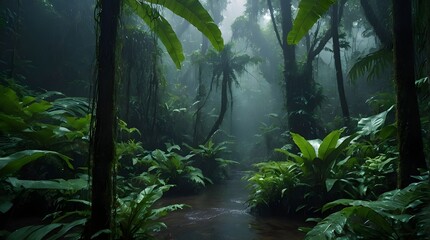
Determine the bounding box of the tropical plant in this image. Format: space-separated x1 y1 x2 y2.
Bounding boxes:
185 140 238 182
4 183 184 240
0 84 90 158
124 0 224 68
203 43 258 143
247 129 356 214
304 174 430 240
137 144 211 193
116 184 185 240
246 160 300 214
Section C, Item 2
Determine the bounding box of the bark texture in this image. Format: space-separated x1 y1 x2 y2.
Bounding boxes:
392 0 426 188
331 2 350 123
87 0 120 239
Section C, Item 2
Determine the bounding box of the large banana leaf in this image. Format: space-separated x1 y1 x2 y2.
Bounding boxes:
125 0 185 68
144 0 224 51
126 0 224 69
287 0 336 45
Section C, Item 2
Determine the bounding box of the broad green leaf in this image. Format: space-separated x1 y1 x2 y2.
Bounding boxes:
7 177 88 191
0 150 73 178
318 130 341 160
27 223 62 240
24 100 52 116
0 196 13 213
291 132 316 160
145 0 224 51
325 133 357 164
357 106 394 136
7 225 44 240
125 0 185 68
0 85 22 115
287 0 336 45
47 219 87 240
0 113 26 132
325 178 338 192
304 207 351 240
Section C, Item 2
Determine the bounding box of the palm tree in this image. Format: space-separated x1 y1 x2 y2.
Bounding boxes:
204 44 257 143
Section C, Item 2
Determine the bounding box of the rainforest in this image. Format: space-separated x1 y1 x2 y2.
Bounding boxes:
0 0 429 239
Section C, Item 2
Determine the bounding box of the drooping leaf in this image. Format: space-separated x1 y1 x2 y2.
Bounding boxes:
26 224 63 240
125 0 185 68
6 177 88 191
304 207 350 239
145 0 224 51
357 106 394 136
348 48 393 82
47 219 87 240
287 0 336 45
0 150 73 178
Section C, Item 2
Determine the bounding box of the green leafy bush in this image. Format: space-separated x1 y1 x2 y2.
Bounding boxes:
304 174 430 240
185 140 238 182
135 144 211 193
247 129 356 214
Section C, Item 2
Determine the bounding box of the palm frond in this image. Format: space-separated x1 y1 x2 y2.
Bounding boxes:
347 48 392 82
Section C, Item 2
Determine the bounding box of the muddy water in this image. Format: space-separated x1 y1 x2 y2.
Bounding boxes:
158 171 305 240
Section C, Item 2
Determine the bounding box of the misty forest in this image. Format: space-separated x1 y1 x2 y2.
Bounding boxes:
0 0 429 239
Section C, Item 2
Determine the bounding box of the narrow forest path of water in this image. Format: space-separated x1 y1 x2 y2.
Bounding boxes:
158 171 305 240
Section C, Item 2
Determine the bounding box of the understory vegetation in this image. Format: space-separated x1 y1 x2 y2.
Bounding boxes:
1 0 429 239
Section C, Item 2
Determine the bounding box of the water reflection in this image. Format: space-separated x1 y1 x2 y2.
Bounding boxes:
157 171 305 240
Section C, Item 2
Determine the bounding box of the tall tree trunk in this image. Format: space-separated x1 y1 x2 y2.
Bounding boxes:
279 0 299 133
86 0 120 239
331 2 350 123
392 0 426 188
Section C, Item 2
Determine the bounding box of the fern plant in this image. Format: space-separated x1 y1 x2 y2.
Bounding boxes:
137 144 211 193
304 174 430 240
185 140 238 182
116 184 185 240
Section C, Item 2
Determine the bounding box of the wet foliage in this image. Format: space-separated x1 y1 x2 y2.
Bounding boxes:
1 0 429 239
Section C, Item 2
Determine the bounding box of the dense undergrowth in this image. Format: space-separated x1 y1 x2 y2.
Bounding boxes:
0 83 236 239
245 77 430 239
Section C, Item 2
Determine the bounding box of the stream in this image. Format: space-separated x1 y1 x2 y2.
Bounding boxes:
157 171 305 240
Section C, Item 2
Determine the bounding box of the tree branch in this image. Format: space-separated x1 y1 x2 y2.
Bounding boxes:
267 0 283 49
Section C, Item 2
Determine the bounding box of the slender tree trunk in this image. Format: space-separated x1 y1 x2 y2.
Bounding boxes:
193 35 208 145
392 0 426 188
331 3 350 123
204 75 228 143
86 0 120 239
